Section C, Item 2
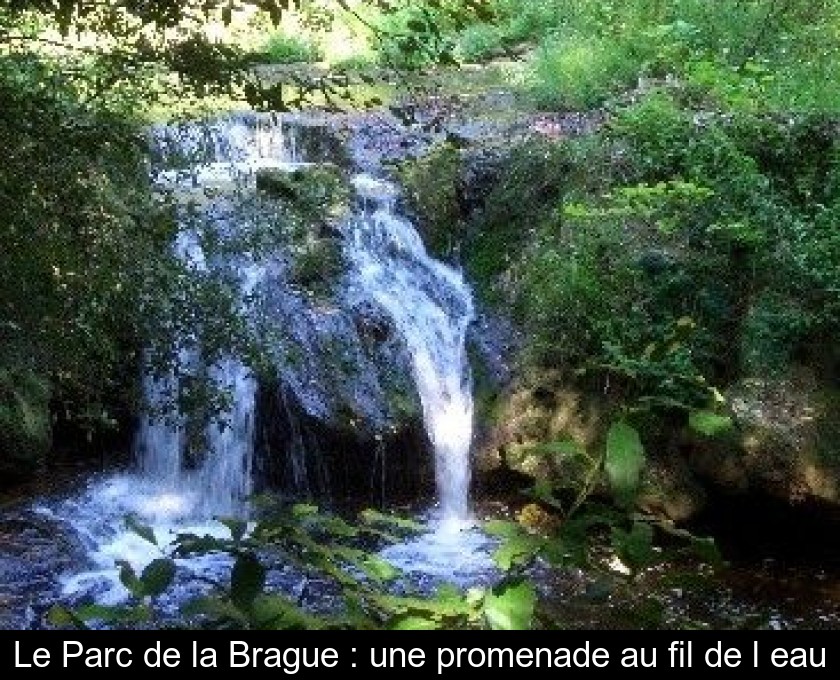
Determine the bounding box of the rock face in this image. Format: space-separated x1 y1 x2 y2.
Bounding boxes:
684 369 840 508
252 266 431 506
249 143 433 507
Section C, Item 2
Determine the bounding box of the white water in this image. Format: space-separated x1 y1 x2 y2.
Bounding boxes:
346 174 476 523
43 114 302 602
41 113 484 605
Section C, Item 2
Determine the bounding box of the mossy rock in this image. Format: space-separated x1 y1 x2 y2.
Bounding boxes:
288 237 345 298
685 369 840 507
256 163 350 221
396 142 464 259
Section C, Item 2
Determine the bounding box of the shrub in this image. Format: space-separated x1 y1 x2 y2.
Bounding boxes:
528 34 637 110
263 33 323 64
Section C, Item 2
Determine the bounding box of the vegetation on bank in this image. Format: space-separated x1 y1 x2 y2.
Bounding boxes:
2 0 840 630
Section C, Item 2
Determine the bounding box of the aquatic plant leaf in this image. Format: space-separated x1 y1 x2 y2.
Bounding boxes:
390 615 438 630
219 517 248 543
484 578 536 630
250 594 325 630
173 532 227 556
140 558 177 598
125 515 157 546
116 560 145 598
75 603 152 624
292 503 319 518
183 596 248 626
46 605 88 630
360 509 423 532
360 556 400 582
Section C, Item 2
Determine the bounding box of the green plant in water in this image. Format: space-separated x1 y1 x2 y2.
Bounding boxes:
48 503 538 630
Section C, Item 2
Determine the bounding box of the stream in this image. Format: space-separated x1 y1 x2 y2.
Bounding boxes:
2 112 840 630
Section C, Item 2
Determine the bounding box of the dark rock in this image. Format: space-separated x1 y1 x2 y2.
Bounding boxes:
253 269 430 508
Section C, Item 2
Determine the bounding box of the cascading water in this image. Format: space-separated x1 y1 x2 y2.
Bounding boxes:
40 113 302 602
342 173 491 583
344 175 475 523
36 111 489 607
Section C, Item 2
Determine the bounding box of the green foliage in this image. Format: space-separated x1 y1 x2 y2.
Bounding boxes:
451 1 840 115
688 410 733 437
604 422 646 506
0 367 50 480
464 137 572 300
262 32 323 65
483 578 536 630
529 34 636 110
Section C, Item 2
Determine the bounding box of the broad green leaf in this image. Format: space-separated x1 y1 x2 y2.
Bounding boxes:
605 421 645 504
125 515 157 546
173 532 227 556
292 503 319 518
611 521 655 570
140 558 176 597
484 579 536 630
219 517 248 543
536 438 586 458
484 519 522 539
360 556 400 582
250 594 323 630
689 410 733 437
231 553 266 610
46 605 88 629
75 603 152 624
687 536 723 565
117 560 145 598
360 509 423 532
183 596 248 626
390 615 438 630
493 534 541 571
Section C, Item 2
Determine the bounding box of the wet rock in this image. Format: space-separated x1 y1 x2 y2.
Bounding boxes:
684 369 840 509
352 301 395 344
0 511 86 629
254 270 430 508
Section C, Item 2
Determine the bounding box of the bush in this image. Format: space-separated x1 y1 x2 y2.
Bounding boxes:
458 24 506 62
262 33 323 64
528 34 637 110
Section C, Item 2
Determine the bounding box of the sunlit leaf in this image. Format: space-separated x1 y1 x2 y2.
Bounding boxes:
689 410 733 437
360 556 400 582
390 615 437 630
484 579 536 630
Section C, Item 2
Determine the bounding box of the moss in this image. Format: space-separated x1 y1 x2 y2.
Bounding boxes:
257 163 350 222
288 238 344 299
464 137 572 303
396 142 463 259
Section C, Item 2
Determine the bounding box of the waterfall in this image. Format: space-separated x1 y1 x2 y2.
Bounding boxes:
42 112 483 604
345 175 476 522
135 113 300 518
